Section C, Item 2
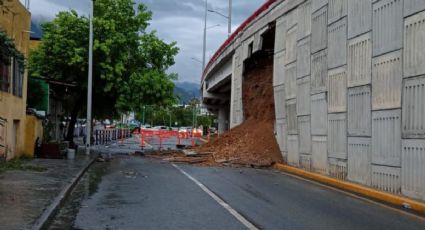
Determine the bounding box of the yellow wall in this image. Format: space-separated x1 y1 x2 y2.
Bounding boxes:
0 0 31 159
23 115 43 157
29 39 40 52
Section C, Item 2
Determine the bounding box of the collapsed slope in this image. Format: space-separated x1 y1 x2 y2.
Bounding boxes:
197 54 283 167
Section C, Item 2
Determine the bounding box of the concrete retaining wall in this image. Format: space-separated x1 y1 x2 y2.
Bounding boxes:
272 0 425 201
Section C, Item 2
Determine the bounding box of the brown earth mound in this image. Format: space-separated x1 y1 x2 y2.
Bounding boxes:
196 55 283 167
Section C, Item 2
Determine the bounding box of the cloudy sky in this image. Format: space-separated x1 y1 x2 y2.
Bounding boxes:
22 0 265 83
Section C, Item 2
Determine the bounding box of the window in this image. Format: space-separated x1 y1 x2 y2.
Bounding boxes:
12 58 23 97
0 61 10 93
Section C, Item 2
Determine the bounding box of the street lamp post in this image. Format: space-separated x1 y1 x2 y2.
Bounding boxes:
202 0 208 71
208 1 232 37
86 0 94 155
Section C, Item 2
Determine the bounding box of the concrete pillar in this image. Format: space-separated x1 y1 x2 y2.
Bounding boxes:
218 107 228 134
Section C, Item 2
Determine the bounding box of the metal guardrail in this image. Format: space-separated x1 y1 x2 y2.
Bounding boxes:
94 128 131 145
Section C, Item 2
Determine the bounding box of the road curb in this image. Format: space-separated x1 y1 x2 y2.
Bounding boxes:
31 157 96 230
274 163 425 215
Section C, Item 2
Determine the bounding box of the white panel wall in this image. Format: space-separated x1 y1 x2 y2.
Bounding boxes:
274 16 287 53
285 62 297 100
401 139 425 200
329 157 348 180
404 0 425 17
402 76 425 138
372 0 403 56
297 37 311 78
286 25 298 65
328 17 347 69
273 51 286 86
347 85 371 137
328 113 347 159
348 0 372 38
312 6 328 53
288 135 299 166
311 49 327 93
276 118 288 153
371 165 401 194
328 66 347 113
297 0 312 40
404 11 425 78
312 0 328 13
372 109 402 167
274 84 286 120
298 115 311 154
312 136 328 174
328 0 347 24
296 76 311 116
347 32 372 87
311 93 327 135
300 154 312 171
286 99 298 135
348 137 372 185
372 50 402 110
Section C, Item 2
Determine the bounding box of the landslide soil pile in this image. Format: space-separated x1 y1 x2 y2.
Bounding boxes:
196 55 283 167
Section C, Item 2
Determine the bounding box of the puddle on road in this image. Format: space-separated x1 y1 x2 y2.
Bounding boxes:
47 161 110 230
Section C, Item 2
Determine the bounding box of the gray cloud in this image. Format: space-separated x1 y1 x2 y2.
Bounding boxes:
24 0 265 83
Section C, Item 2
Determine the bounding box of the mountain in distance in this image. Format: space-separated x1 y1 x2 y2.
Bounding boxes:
174 81 200 104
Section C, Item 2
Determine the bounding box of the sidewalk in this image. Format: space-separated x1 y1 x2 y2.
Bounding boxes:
0 155 93 230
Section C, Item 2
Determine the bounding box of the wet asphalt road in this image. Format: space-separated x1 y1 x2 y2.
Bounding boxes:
50 156 425 230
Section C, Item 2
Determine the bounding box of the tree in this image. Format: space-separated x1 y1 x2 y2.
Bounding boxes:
29 0 179 144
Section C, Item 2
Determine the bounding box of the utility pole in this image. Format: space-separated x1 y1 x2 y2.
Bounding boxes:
202 0 207 71
228 0 232 37
86 0 94 155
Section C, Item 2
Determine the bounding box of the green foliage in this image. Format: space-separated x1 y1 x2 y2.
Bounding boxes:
0 31 25 72
28 0 179 119
27 78 48 111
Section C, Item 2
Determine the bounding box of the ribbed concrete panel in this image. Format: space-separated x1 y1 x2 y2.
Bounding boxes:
311 93 327 135
312 136 328 174
402 139 425 200
372 109 402 167
288 135 299 166
348 137 372 186
347 33 372 87
230 49 244 128
297 37 311 78
276 118 288 152
286 8 298 30
286 25 298 65
285 62 297 99
328 113 347 159
312 6 328 53
328 66 347 113
348 86 371 136
274 84 286 119
286 99 298 135
402 75 425 138
273 51 285 86
297 0 312 40
311 49 328 93
296 76 311 116
371 165 401 194
298 116 312 154
348 0 372 38
282 151 288 163
404 0 425 17
329 157 348 180
328 0 347 24
372 50 402 110
328 17 347 69
300 154 312 171
372 0 403 56
312 0 328 13
404 11 425 78
275 17 286 53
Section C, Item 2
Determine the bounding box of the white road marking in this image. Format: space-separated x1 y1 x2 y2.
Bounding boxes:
172 163 259 230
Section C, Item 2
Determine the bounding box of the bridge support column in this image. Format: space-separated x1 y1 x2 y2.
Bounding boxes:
218 107 229 134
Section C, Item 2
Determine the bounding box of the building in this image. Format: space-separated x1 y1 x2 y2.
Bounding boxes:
0 0 37 159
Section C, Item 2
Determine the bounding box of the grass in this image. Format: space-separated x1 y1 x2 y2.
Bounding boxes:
0 158 47 174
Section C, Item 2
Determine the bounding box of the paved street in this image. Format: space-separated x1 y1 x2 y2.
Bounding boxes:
49 156 425 230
